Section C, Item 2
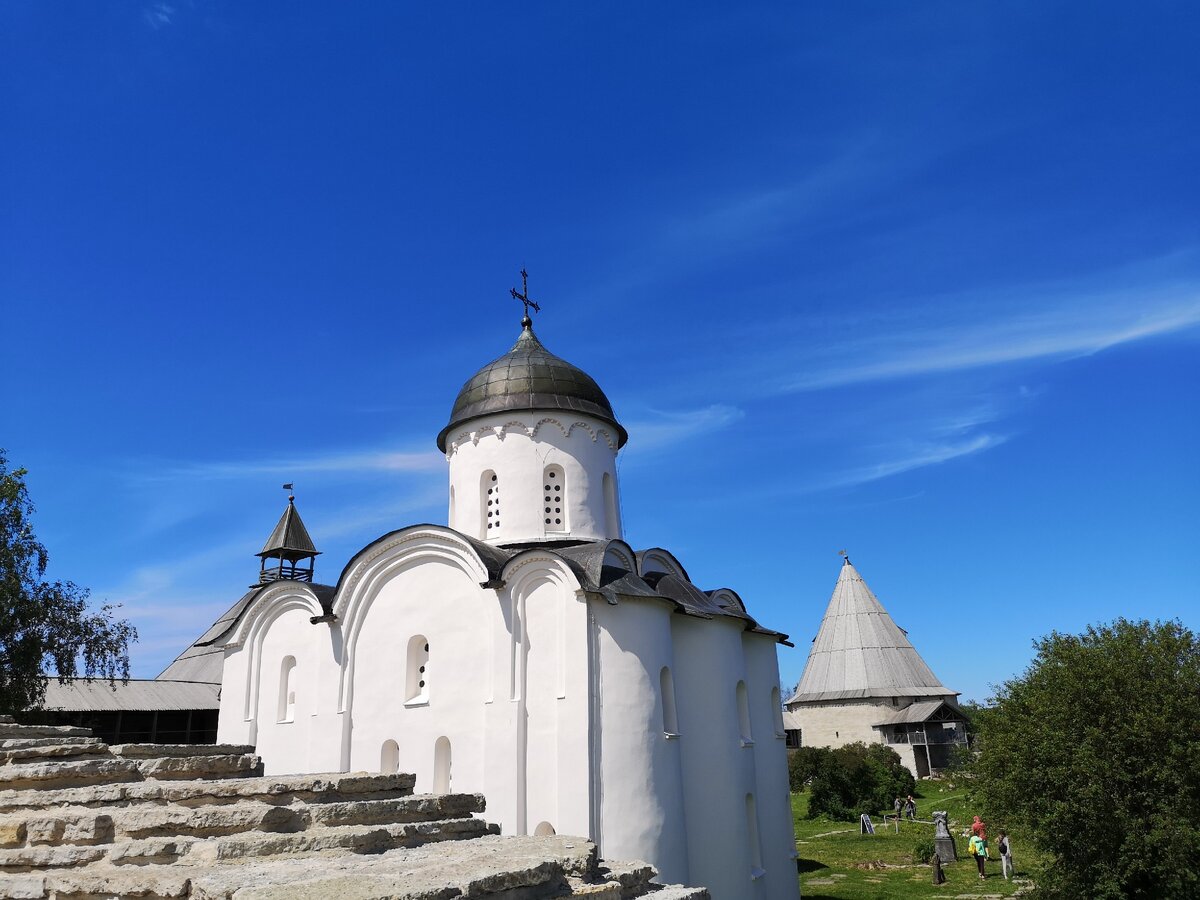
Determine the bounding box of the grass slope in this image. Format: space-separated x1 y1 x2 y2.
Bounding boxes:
792 782 1042 899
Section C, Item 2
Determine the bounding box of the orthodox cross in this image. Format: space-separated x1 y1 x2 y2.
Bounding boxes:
839 549 850 564
510 268 541 321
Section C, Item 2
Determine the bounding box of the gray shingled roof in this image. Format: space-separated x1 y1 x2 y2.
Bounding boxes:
787 559 954 704
41 678 220 711
436 322 627 451
259 498 320 561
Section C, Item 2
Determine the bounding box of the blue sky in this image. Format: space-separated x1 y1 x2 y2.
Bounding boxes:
3 2 1198 703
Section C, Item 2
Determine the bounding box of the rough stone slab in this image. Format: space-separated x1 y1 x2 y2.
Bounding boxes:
183 835 598 900
0 874 45 900
596 860 656 898
135 754 262 781
0 736 104 752
29 868 193 898
0 724 92 739
21 811 114 846
0 742 108 765
0 820 27 848
114 800 302 839
306 792 485 827
0 757 141 792
0 843 106 869
109 744 256 759
0 771 415 812
108 836 200 866
641 887 710 899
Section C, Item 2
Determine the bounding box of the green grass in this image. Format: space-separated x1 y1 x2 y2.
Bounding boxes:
791 782 1043 899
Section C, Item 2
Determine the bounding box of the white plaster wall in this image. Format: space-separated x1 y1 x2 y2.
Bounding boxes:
744 634 801 900
249 606 319 775
592 597 690 885
483 557 591 838
346 558 489 796
445 413 621 544
216 645 251 746
672 616 760 900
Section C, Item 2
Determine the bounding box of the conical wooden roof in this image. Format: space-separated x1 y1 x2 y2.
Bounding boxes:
257 498 320 562
788 558 953 704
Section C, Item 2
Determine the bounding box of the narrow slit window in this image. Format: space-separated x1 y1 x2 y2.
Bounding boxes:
406 635 430 704
433 736 452 792
277 656 297 723
746 793 764 877
736 680 752 744
543 465 565 532
660 666 679 736
380 740 399 774
482 470 499 538
771 686 785 736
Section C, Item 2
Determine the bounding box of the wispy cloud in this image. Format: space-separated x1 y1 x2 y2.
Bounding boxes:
142 2 175 29
823 433 1007 490
622 404 745 452
150 448 444 481
781 283 1200 392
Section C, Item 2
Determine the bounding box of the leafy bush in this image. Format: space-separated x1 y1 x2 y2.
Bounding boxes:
911 838 935 864
806 742 915 821
787 745 826 792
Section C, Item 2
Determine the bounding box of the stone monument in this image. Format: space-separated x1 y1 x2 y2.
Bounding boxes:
932 810 957 863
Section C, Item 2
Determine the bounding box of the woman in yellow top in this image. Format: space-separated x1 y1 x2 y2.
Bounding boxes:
968 833 988 880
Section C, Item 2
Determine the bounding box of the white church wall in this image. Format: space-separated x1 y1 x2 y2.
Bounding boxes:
592 596 690 886
445 413 621 544
345 558 490 795
247 604 319 775
672 615 761 900
483 555 592 839
744 633 801 900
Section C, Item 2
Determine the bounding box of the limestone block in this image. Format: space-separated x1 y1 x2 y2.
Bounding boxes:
0 742 107 765
0 758 141 792
135 753 262 781
109 743 255 758
0 820 26 848
0 843 105 869
115 801 301 839
107 836 199 865
306 792 485 827
0 874 44 900
37 869 193 898
0 724 91 739
20 811 114 846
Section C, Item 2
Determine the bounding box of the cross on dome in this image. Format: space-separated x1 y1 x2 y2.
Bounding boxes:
509 267 541 325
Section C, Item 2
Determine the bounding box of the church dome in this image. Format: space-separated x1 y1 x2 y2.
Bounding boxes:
437 319 627 452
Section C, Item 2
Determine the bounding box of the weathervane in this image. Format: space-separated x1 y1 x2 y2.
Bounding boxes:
510 268 540 324
839 549 850 564
283 482 295 502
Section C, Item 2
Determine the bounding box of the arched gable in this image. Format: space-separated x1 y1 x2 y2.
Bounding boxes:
636 548 690 582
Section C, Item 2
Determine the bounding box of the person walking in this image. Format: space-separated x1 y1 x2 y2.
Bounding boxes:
905 794 916 821
998 830 1014 880
893 796 903 824
968 832 988 880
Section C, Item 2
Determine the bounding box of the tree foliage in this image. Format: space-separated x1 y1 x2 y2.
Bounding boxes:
805 742 915 820
974 619 1200 900
0 450 137 714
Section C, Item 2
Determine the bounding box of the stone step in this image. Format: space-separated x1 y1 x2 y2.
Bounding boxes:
1 793 485 851
0 724 92 740
305 792 486 828
0 771 416 813
595 860 657 898
109 743 255 758
0 757 142 793
189 816 494 863
133 752 262 781
0 741 108 766
638 887 710 899
0 736 104 752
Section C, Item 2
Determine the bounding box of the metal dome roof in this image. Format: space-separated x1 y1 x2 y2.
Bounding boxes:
436 319 627 451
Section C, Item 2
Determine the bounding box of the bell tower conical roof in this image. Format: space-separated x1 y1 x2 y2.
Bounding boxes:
788 556 953 704
255 493 320 586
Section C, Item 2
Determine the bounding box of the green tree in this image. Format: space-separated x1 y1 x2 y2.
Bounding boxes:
0 450 137 714
974 619 1200 900
807 741 915 820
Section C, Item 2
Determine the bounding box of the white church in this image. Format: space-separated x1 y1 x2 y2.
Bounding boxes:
163 294 800 900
